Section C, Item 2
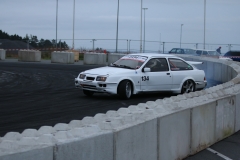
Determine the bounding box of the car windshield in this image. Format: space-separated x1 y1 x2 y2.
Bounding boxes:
183 49 195 54
169 49 177 53
111 55 148 69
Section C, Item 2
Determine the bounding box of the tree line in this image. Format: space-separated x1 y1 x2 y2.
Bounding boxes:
0 30 69 49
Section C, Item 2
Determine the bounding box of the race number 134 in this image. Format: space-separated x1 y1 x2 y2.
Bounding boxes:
141 76 149 81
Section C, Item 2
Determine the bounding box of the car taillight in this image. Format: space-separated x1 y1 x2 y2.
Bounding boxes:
204 77 206 81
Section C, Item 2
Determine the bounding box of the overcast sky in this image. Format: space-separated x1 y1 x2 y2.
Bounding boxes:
1 0 240 52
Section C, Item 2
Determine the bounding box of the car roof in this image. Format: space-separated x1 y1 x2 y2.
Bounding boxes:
227 50 240 52
170 48 195 50
196 49 217 52
128 53 178 58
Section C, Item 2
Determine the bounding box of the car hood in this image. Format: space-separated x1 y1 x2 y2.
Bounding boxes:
83 66 136 75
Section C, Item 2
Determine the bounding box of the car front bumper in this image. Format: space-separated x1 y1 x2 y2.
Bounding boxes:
75 78 118 94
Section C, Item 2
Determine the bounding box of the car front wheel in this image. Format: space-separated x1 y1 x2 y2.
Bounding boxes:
117 80 132 99
181 80 195 94
83 90 94 96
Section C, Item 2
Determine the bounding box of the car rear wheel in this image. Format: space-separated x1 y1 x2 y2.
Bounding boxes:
117 80 132 99
83 90 94 96
181 80 195 94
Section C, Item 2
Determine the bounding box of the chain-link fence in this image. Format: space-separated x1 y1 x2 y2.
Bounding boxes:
60 39 240 54
1 38 240 55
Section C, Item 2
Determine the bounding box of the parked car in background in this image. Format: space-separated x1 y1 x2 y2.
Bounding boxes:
169 48 196 55
195 49 220 57
75 53 207 99
222 50 240 62
195 49 232 61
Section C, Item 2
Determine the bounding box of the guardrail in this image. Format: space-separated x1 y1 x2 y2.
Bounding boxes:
0 54 240 160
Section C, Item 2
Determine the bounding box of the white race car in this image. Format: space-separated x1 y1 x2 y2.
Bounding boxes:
75 53 207 99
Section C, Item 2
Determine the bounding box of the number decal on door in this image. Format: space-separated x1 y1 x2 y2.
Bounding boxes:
142 76 149 81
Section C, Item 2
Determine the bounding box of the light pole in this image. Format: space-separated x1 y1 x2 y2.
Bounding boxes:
72 0 75 50
204 0 206 49
56 0 58 49
116 0 120 53
127 39 128 53
162 42 165 53
180 24 183 48
140 0 143 53
142 8 148 53
91 39 96 51
159 33 161 53
129 40 131 53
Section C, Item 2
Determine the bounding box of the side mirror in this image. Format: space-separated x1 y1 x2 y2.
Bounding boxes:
143 67 151 72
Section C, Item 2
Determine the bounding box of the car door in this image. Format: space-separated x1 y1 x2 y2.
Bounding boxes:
168 58 194 90
140 58 172 91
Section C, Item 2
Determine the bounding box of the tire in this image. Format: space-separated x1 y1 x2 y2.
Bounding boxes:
181 80 195 94
117 80 132 99
83 90 94 96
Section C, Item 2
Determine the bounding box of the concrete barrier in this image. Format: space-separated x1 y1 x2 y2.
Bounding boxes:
159 109 191 160
235 92 240 132
215 96 235 141
0 49 5 60
83 53 106 65
191 101 216 154
221 62 229 82
18 50 41 62
65 50 80 62
54 130 113 160
1 55 240 160
51 51 74 64
114 118 158 160
107 53 125 65
0 146 53 160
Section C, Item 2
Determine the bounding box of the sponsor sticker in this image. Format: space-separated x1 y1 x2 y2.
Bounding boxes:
121 55 148 62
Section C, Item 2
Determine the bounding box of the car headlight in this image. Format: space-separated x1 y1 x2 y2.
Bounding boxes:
79 74 86 79
96 76 107 82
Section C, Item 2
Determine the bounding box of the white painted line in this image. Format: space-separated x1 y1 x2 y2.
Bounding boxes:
207 148 232 160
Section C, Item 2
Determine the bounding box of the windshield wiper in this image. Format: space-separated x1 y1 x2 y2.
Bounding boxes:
119 65 133 69
110 63 119 67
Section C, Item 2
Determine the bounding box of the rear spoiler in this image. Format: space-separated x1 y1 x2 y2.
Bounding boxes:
186 61 203 65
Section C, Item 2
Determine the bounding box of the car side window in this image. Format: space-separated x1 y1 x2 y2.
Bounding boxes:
196 50 202 55
208 51 219 56
145 58 169 72
176 49 182 53
203 51 208 55
168 58 193 71
169 49 176 53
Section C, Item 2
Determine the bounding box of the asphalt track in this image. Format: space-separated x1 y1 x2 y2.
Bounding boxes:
0 60 175 137
0 59 239 159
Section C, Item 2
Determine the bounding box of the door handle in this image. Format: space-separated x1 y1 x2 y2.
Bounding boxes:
166 73 170 75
